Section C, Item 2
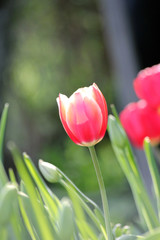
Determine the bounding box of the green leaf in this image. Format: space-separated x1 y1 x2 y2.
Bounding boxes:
65 181 99 240
0 104 9 188
39 160 107 239
0 183 17 225
108 115 127 148
0 103 9 162
18 184 41 240
0 228 8 240
117 235 141 240
58 198 74 240
23 154 60 229
8 168 17 185
144 138 160 220
8 143 55 240
108 111 159 231
143 227 160 240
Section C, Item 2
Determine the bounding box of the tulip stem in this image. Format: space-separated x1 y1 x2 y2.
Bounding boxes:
89 146 114 240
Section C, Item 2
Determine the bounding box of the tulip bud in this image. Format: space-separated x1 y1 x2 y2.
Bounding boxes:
57 83 108 147
0 183 17 225
39 160 62 183
108 115 127 148
58 198 74 240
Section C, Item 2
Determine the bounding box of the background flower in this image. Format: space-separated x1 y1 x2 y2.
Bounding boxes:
133 64 160 109
120 100 160 148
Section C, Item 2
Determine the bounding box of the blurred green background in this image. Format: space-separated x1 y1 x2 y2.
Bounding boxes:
2 0 118 191
0 0 160 227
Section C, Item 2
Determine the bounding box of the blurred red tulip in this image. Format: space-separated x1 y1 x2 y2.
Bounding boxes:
120 100 160 148
134 64 160 109
57 83 108 146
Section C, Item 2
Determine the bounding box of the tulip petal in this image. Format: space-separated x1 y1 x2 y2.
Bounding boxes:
57 94 81 144
134 64 160 108
120 102 146 147
120 100 160 148
92 83 108 138
83 96 103 139
66 92 103 144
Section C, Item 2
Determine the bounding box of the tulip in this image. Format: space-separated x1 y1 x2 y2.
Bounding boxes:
133 64 160 109
57 84 113 239
57 83 108 147
120 100 160 148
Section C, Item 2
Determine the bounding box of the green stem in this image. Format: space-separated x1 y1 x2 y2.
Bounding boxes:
89 146 113 240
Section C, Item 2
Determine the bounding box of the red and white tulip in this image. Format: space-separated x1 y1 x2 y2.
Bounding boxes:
57 83 108 147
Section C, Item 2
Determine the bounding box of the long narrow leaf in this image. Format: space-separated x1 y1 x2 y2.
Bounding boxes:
23 153 60 229
8 143 55 240
0 104 9 187
0 103 9 161
144 138 160 220
18 189 40 240
108 114 159 231
143 227 160 240
62 180 100 240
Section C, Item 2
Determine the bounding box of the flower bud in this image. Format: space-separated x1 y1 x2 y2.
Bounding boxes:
108 115 127 148
39 160 62 183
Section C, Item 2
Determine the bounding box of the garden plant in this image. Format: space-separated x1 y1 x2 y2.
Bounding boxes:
1 64 160 239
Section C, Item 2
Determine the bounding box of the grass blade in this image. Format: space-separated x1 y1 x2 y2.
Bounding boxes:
23 153 60 228
144 137 160 221
8 142 55 240
0 104 9 188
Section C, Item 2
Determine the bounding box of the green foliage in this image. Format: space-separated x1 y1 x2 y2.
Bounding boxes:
1 103 160 239
42 139 126 193
108 106 160 234
0 104 138 240
0 183 17 225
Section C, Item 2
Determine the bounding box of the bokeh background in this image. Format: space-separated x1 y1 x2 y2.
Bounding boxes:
0 0 160 227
